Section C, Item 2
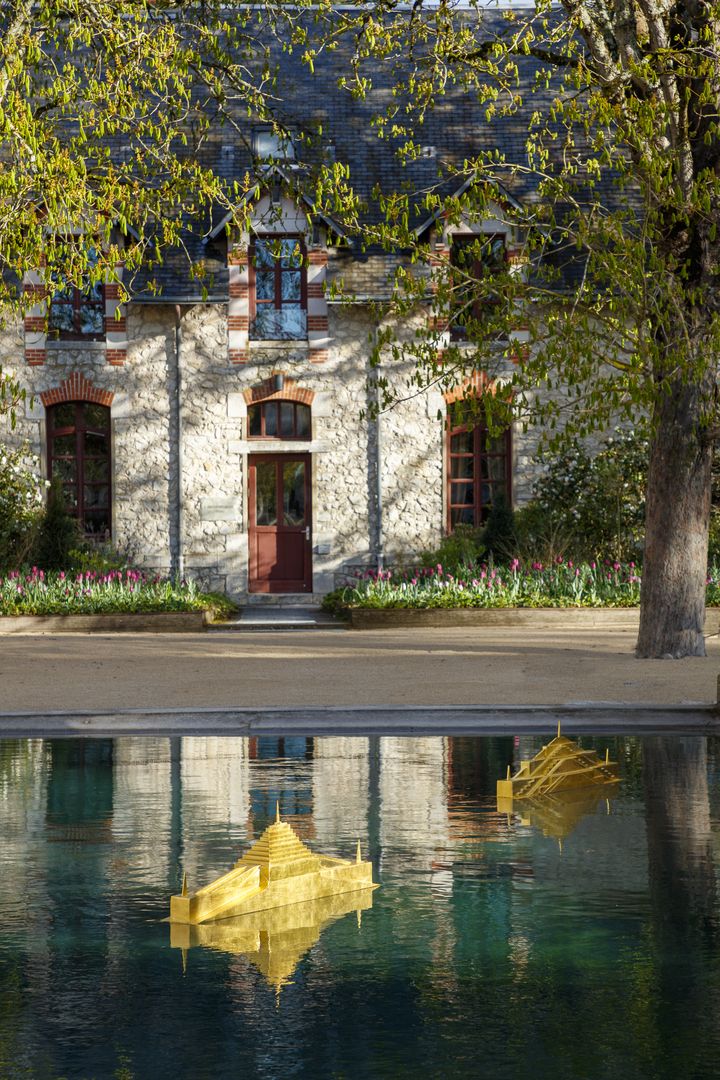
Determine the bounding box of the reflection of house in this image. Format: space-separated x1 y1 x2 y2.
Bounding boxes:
3 13 546 600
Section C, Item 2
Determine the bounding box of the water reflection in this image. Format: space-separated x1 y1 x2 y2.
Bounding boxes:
170 889 377 992
1 734 720 1079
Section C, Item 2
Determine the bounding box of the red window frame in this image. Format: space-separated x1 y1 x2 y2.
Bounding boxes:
449 233 506 340
446 404 512 532
249 234 307 340
247 400 312 440
47 401 112 538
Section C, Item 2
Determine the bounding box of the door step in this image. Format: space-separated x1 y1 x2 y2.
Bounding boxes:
208 606 343 633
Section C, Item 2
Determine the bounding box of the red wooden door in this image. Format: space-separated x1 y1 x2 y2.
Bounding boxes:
248 454 312 593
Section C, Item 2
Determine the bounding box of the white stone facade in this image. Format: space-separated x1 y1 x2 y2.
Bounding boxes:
2 205 547 599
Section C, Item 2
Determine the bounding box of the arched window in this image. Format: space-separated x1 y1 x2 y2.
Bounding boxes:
47 401 111 538
446 402 511 530
247 400 311 440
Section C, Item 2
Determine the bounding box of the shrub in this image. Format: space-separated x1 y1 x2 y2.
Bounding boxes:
418 525 485 576
481 492 516 560
531 429 648 561
32 477 84 571
0 442 45 572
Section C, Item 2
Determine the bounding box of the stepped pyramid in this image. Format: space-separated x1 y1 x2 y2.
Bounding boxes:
236 812 321 882
170 804 378 926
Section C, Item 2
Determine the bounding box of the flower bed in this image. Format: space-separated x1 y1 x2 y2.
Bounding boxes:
0 568 234 617
328 560 720 611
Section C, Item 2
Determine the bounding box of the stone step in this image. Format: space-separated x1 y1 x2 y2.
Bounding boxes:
243 593 325 608
208 606 342 633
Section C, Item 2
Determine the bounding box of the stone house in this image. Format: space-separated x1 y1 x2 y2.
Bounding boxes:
2 19 561 601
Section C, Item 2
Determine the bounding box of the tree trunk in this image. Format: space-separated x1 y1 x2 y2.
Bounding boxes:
636 374 713 658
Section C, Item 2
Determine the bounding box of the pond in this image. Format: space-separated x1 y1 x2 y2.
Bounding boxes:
1 733 719 1079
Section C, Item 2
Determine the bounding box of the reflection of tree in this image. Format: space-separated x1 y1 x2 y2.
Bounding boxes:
643 737 717 937
643 737 719 1077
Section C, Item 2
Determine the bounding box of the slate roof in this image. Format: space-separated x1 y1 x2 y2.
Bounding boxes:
120 7 622 302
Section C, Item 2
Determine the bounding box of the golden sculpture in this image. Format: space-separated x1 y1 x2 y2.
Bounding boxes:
170 887 376 991
170 805 377 926
497 723 619 808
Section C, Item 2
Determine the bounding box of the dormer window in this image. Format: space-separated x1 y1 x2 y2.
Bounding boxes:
252 129 295 161
450 234 506 339
48 248 105 340
249 236 307 340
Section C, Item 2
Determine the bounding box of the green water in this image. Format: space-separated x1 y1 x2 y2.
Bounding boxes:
1 734 719 1080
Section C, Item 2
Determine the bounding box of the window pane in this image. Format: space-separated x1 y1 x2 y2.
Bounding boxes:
280 239 302 267
83 404 109 430
49 301 75 334
52 458 76 483
255 271 276 301
254 240 275 268
281 270 301 302
450 456 474 479
451 506 475 527
296 404 311 439
255 462 277 526
280 403 294 438
253 131 294 160
487 456 507 483
51 403 76 429
450 431 473 454
248 406 261 437
84 510 110 537
264 404 278 437
451 482 474 506
251 306 306 340
84 485 109 508
52 434 75 456
63 485 78 509
85 432 108 455
79 302 103 336
84 457 109 483
283 462 305 526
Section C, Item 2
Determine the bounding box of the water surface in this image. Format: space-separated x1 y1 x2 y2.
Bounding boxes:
1 733 719 1080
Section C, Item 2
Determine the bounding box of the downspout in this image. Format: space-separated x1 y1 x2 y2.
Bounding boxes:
173 304 185 580
373 327 384 573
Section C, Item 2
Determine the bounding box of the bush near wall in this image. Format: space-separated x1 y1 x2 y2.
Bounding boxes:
0 444 45 572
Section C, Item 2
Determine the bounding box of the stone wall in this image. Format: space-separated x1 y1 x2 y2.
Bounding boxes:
1 293 550 598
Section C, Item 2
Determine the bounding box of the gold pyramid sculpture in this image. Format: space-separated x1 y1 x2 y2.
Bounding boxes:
170 805 378 925
170 887 377 992
497 722 619 810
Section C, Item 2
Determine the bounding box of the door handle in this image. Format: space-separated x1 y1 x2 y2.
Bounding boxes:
305 526 311 541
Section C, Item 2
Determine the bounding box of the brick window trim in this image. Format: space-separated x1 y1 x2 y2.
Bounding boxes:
40 373 114 409
243 376 314 406
443 371 492 405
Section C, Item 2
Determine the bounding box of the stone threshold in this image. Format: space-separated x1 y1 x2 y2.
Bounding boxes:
0 611 209 634
348 607 720 631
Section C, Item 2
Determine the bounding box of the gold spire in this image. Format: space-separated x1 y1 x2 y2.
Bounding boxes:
356 839 361 864
276 801 280 823
557 718 562 739
181 871 188 897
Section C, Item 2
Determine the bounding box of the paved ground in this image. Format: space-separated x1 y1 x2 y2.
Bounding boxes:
2 625 718 714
